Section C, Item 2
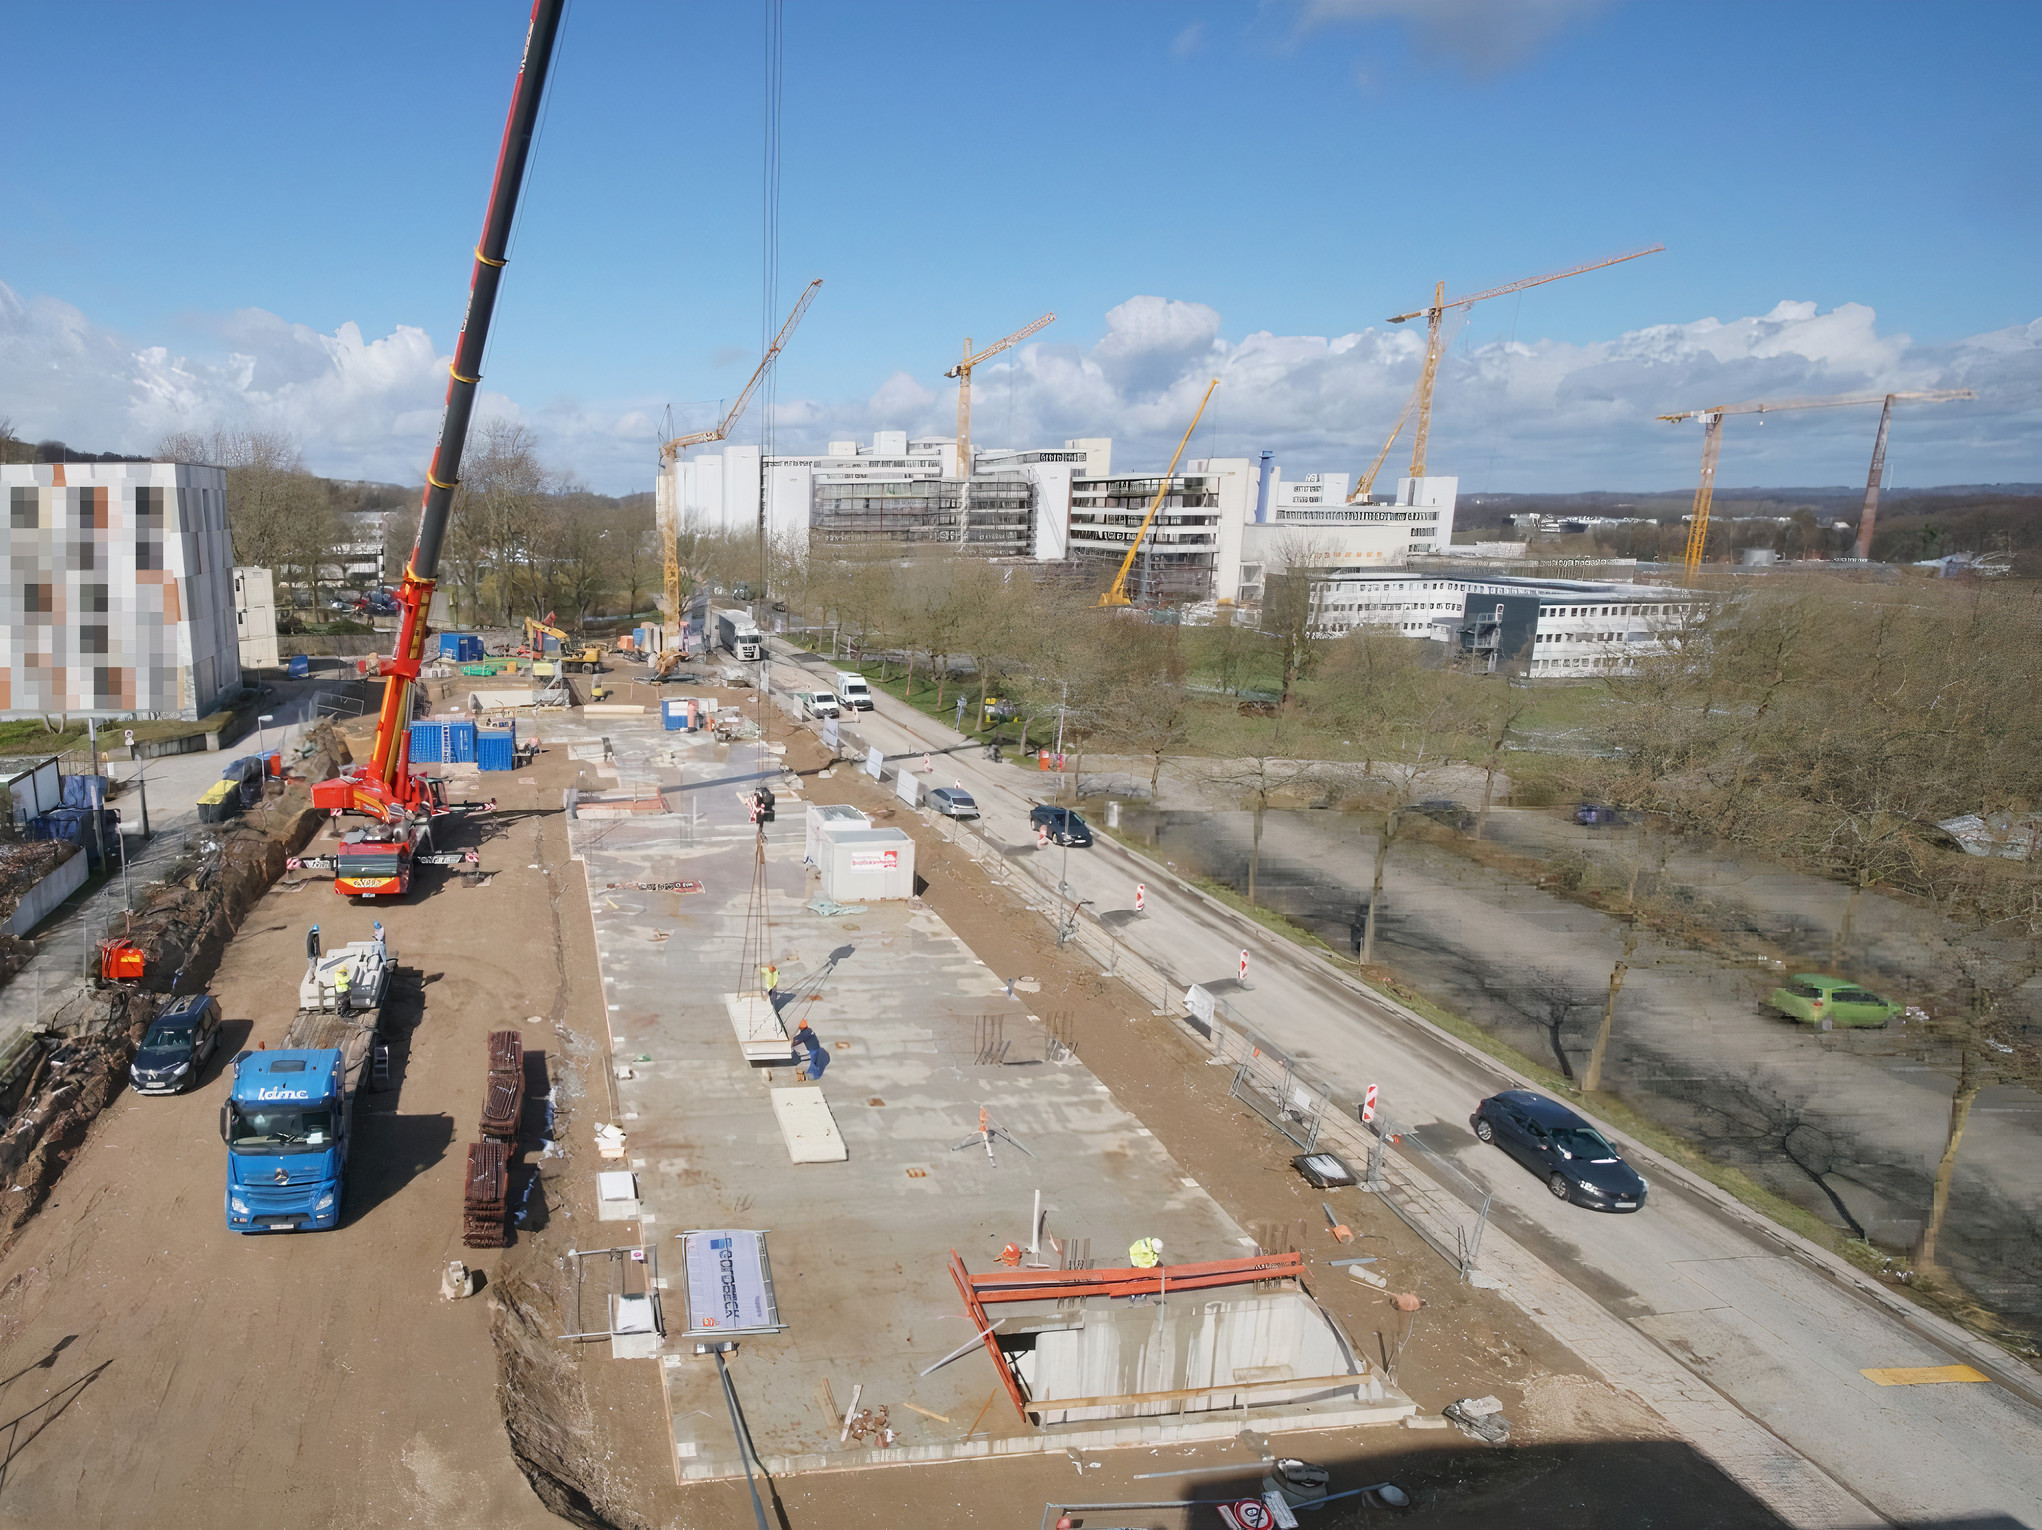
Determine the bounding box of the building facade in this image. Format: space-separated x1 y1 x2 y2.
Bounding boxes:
1301 566 1703 679
2 462 240 719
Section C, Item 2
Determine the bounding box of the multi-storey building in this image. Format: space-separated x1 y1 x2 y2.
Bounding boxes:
2 462 240 718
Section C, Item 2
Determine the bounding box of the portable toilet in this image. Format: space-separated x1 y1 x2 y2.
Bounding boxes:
662 698 688 732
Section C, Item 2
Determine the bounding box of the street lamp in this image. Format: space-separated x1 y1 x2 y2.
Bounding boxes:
257 713 276 755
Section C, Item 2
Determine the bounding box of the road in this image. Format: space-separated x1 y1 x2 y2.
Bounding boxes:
769 644 2042 1530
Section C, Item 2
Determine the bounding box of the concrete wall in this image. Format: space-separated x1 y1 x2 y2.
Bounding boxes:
1 462 240 719
1 842 85 937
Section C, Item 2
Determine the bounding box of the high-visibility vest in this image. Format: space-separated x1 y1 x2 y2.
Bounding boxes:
333 965 352 994
1128 1238 1161 1269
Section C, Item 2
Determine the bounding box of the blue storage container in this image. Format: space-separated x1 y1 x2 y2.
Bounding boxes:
438 634 485 662
478 728 517 772
447 720 478 763
408 720 444 763
662 698 687 732
287 655 310 679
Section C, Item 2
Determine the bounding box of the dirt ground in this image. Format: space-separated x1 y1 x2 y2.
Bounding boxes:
0 694 1783 1529
0 722 591 1529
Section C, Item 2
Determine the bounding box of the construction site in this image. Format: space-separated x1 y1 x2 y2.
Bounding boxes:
0 4 2033 1529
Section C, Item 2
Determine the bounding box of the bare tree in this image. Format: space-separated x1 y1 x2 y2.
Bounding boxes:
1491 967 1600 1081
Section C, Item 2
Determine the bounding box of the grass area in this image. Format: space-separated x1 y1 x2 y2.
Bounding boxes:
0 722 87 756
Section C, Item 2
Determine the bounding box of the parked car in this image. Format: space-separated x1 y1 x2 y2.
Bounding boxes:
1030 804 1092 847
1574 802 1627 827
1414 799 1474 832
929 787 979 819
129 994 223 1095
1470 1090 1648 1212
1766 974 1900 1029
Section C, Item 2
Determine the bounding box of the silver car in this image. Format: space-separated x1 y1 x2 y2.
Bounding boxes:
928 787 978 819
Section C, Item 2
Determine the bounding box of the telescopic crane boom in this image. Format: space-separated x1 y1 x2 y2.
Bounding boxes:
1349 246 1664 502
1658 388 1973 582
312 0 565 826
655 278 822 644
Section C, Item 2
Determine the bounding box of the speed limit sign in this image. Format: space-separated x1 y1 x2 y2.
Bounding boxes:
1222 1500 1275 1530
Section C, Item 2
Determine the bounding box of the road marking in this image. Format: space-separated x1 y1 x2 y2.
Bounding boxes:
1860 1365 1990 1387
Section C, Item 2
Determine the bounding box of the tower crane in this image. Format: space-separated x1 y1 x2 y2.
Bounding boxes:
1658 389 1973 582
308 0 564 896
946 313 1054 541
655 277 822 647
1349 246 1664 503
1098 379 1220 608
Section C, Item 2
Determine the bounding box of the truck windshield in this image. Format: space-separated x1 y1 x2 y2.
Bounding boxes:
230 1104 337 1153
339 853 404 876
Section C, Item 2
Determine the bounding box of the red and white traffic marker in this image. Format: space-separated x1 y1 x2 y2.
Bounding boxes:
1134 883 1146 912
1363 1083 1378 1124
1035 825 1049 849
921 753 933 774
1238 949 1249 983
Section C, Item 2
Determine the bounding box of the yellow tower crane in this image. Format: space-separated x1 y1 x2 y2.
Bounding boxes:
1348 246 1664 503
1098 379 1220 608
945 312 1054 540
655 277 823 647
1658 388 1973 583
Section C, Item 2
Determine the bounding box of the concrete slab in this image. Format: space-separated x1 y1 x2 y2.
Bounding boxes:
771 1086 847 1162
553 712 1411 1483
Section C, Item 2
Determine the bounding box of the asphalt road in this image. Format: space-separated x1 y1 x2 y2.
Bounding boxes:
769 646 2042 1530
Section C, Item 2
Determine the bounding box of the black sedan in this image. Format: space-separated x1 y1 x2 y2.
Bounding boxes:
130 994 223 1095
1029 804 1092 847
1470 1090 1647 1212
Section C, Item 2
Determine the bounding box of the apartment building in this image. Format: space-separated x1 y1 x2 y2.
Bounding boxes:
2 461 240 719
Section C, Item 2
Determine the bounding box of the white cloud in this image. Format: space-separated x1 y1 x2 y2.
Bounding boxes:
1302 0 1615 75
1169 21 1206 61
5 275 2037 495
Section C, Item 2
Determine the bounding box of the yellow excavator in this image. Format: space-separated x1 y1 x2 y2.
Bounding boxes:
521 614 604 672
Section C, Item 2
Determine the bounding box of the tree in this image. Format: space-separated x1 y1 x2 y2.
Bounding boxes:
1260 572 1320 707
1205 704 1318 906
1680 1072 1872 1241
1096 620 1193 799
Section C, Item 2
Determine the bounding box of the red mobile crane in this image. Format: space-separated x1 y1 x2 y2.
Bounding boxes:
308 0 565 895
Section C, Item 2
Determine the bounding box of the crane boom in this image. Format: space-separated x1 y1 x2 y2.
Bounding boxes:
659 278 823 463
945 312 1054 486
1660 388 1973 582
312 0 564 825
1097 380 1220 608
1364 246 1663 487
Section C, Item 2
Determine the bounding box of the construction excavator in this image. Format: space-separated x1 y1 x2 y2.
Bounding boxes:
520 614 604 671
307 0 564 895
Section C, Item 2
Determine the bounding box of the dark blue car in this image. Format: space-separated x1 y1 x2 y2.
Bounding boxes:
1471 1090 1647 1212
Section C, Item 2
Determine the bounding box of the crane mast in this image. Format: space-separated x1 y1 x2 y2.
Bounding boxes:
312 0 565 823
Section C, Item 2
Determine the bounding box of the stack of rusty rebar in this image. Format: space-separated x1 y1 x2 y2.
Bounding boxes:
481 1029 525 1141
462 1139 509 1248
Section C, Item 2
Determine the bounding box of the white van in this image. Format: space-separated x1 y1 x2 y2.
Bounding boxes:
833 671 874 711
800 690 841 720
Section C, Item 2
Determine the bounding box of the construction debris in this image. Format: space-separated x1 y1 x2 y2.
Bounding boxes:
1443 1393 1511 1444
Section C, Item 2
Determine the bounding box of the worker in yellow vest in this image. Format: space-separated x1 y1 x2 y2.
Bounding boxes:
1128 1237 1162 1269
333 961 353 1014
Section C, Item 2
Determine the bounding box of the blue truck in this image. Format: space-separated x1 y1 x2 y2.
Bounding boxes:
221 937 393 1233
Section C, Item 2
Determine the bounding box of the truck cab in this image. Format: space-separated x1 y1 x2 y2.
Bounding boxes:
833 671 874 710
223 1050 350 1232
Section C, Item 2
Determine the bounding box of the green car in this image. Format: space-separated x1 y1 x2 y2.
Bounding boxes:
1767 974 1901 1029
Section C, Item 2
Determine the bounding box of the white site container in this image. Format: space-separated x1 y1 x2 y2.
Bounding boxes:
805 803 870 865
817 827 916 902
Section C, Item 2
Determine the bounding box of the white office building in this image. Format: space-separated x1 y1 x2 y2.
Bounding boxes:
2 461 240 718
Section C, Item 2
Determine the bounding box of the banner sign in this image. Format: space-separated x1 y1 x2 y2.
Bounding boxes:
681 1229 783 1335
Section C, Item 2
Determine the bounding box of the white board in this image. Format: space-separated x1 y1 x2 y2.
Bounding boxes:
896 768 920 807
865 744 884 780
770 1087 847 1163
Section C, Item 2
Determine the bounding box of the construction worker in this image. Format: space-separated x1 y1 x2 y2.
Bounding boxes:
759 962 780 995
332 959 353 1014
371 920 387 962
1128 1236 1162 1269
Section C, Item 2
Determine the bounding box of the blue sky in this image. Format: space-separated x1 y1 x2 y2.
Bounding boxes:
3 0 2037 493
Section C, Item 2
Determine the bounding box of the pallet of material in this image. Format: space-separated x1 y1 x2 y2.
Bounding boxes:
462 1140 510 1248
481 1030 526 1140
488 1029 524 1076
462 1212 509 1249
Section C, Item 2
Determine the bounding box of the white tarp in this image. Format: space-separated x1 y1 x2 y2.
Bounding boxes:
681 1230 782 1335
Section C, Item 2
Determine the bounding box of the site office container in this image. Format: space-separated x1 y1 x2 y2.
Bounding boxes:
804 803 870 865
439 634 485 662
407 719 479 764
478 725 518 772
817 826 915 901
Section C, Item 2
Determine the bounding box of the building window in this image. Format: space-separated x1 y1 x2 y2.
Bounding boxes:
80 624 109 654
74 540 98 572
22 582 51 613
76 486 107 529
136 541 161 572
9 487 36 528
84 583 108 613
